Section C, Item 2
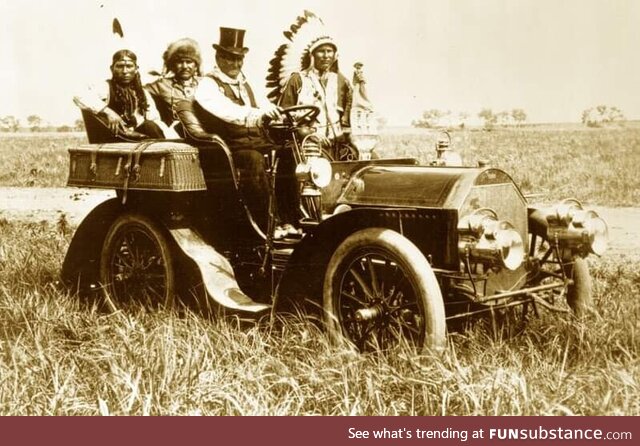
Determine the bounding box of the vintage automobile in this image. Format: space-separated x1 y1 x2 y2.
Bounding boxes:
61 104 608 352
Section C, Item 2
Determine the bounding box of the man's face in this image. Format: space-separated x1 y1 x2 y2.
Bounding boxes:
216 52 244 79
110 56 137 84
312 44 336 73
171 57 198 82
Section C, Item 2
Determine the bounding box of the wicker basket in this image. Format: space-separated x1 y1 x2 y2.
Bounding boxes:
67 141 207 192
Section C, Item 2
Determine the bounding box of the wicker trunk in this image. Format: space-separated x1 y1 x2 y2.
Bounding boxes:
67 141 207 192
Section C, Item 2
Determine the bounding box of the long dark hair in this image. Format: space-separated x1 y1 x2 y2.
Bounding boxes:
110 49 149 125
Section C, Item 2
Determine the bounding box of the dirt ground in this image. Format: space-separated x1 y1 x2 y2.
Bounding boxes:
0 187 637 259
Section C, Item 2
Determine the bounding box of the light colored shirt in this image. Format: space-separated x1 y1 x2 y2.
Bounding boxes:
194 66 273 129
73 80 175 137
279 68 352 139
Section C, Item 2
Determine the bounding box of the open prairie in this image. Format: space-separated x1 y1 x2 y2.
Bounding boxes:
0 127 638 415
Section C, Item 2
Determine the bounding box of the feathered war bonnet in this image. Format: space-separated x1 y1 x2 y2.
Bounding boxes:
162 38 202 75
266 11 339 103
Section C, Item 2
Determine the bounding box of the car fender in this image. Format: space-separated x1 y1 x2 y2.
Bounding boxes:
277 207 456 312
61 197 122 293
62 197 268 313
168 227 270 313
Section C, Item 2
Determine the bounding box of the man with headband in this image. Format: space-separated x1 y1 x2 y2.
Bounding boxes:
74 49 168 139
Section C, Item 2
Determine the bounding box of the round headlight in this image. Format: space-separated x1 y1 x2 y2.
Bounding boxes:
584 213 608 256
569 210 608 256
494 224 525 271
553 198 583 225
458 208 499 235
308 157 332 188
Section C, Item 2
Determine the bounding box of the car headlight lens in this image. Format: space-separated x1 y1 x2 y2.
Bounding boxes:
545 200 609 256
550 198 583 226
491 222 525 270
308 157 332 188
586 213 608 256
458 208 525 271
569 209 608 256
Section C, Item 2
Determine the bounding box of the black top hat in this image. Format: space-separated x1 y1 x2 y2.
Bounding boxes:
213 27 249 56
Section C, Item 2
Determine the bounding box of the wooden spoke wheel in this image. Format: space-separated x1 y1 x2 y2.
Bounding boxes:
100 213 175 308
323 228 446 352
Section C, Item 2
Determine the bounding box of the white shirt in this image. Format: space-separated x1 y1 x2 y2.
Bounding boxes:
73 80 176 137
194 66 275 128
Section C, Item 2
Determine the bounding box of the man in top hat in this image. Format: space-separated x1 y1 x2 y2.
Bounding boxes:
146 38 203 137
74 49 168 139
278 36 354 150
194 27 281 146
194 27 298 237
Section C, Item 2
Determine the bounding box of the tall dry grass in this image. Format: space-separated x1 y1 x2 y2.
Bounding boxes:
0 218 638 415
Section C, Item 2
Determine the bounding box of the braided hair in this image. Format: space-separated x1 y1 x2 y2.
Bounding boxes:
110 49 149 126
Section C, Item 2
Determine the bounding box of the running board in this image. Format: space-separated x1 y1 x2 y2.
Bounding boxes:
169 228 270 313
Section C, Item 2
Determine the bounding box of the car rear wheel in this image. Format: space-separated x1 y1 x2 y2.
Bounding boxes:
323 228 446 352
100 213 175 308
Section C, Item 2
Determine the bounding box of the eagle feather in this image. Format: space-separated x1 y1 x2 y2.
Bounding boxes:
265 10 332 104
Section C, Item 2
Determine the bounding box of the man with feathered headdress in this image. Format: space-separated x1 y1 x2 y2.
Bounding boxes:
266 11 355 157
146 38 202 137
279 36 352 141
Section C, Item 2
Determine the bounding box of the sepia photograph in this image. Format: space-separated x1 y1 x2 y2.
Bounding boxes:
0 0 638 419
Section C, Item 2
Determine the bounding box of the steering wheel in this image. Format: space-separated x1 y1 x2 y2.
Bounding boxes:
263 105 321 145
280 105 321 127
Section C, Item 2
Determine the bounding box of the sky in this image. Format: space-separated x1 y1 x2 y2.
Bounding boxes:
1 0 639 126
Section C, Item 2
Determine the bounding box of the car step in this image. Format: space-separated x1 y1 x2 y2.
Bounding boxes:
271 247 294 272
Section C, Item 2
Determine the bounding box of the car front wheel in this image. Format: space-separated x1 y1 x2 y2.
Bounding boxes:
323 228 446 352
528 232 593 318
565 257 592 317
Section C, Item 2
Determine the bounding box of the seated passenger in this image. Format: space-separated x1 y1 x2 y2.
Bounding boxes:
73 49 169 139
146 38 202 138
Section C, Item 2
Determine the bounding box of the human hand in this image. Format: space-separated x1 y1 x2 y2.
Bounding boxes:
102 108 127 134
261 104 283 122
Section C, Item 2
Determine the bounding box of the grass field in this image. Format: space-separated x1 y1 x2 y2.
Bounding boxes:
0 128 638 415
1 126 639 205
374 126 640 206
0 219 638 415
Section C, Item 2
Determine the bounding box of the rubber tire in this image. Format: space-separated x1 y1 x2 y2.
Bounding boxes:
323 228 446 352
565 257 593 317
100 213 175 308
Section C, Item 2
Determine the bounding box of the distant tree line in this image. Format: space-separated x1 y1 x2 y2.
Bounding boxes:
412 108 528 130
413 105 628 130
0 115 84 133
581 105 625 128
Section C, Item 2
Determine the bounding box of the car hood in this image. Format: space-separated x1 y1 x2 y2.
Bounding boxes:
337 165 522 210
